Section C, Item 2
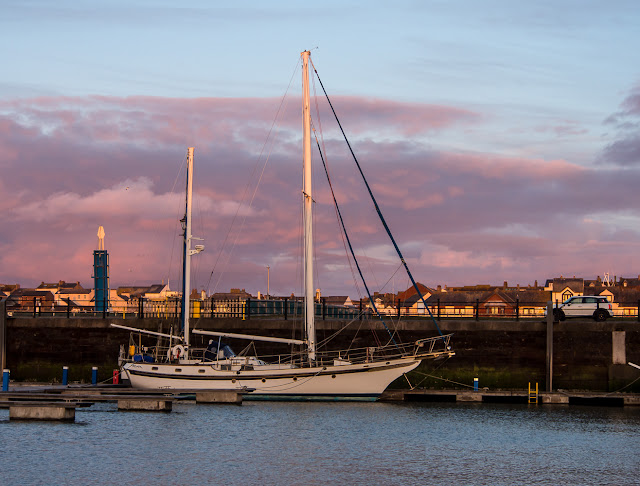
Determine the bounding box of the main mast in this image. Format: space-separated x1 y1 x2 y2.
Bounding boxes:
181 147 195 358
302 51 316 362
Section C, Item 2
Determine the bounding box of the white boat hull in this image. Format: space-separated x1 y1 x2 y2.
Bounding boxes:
122 357 422 400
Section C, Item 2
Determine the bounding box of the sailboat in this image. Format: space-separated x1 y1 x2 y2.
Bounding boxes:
112 51 454 400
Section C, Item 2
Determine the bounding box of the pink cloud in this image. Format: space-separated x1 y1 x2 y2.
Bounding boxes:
2 93 640 296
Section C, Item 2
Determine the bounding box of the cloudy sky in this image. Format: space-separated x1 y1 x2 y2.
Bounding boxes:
2 0 639 298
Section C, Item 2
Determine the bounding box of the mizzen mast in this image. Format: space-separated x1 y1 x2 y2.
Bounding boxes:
180 147 204 359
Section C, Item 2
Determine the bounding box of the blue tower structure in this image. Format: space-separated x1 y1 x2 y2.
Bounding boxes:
93 226 109 312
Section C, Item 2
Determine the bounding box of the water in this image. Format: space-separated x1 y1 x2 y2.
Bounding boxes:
0 401 638 485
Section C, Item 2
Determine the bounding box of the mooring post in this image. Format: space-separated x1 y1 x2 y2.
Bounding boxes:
91 366 98 385
2 369 9 391
546 301 554 392
62 366 69 386
0 298 6 372
473 377 479 391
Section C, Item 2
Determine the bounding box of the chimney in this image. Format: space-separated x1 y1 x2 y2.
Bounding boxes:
503 281 508 289
437 285 442 292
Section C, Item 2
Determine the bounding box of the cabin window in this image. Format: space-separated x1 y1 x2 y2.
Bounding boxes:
151 367 158 371
175 368 182 372
198 369 205 373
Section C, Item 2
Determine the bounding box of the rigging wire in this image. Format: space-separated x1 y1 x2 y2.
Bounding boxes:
205 57 302 296
310 74 363 303
163 152 189 291
309 57 445 338
312 130 398 347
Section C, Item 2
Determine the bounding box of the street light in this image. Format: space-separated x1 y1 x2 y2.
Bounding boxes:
266 265 270 299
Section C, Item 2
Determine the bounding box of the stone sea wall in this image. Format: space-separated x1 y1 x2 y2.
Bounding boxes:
3 315 640 391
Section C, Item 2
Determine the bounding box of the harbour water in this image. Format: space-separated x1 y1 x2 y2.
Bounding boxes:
1 401 638 485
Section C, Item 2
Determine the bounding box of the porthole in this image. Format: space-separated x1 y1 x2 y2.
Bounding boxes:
231 379 236 384
261 378 266 383
331 374 336 379
293 377 298 381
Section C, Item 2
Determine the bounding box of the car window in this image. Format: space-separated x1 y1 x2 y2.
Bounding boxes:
584 297 596 303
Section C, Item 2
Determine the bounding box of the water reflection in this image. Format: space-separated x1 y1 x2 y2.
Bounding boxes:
1 401 638 485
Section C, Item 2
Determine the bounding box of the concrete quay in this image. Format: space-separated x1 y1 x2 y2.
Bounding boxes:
0 384 246 420
380 388 640 406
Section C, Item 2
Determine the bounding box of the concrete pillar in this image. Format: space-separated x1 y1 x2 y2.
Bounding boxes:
196 390 243 405
546 302 554 392
117 399 172 411
612 331 626 365
10 404 76 421
457 392 482 402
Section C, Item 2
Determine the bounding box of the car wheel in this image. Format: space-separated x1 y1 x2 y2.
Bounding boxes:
553 309 565 321
594 309 608 322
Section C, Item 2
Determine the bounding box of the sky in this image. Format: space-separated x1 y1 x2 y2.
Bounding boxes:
1 0 640 299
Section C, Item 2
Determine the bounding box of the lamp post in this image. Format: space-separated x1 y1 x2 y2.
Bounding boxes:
266 265 270 298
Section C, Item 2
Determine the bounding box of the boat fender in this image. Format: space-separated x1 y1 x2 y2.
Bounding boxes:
168 344 185 360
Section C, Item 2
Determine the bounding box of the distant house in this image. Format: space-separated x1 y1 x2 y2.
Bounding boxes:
396 283 433 315
57 287 94 312
545 277 584 304
115 284 177 315
425 290 488 317
0 284 20 294
424 287 550 318
322 296 354 307
37 280 84 292
211 288 254 300
598 287 640 317
7 289 55 312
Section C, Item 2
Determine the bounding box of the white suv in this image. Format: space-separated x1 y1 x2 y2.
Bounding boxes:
553 296 613 322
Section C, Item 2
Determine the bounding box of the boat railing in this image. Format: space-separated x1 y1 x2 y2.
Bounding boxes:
120 334 454 367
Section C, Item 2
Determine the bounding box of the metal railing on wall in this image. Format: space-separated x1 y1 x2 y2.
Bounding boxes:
5 296 640 321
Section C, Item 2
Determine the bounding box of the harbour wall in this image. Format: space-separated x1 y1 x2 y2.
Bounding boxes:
2 314 640 391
